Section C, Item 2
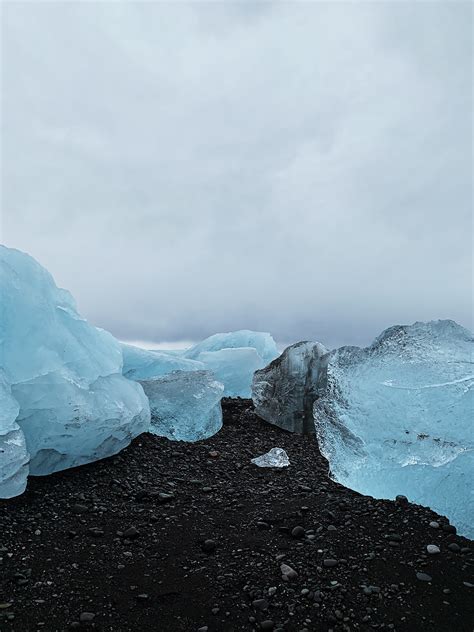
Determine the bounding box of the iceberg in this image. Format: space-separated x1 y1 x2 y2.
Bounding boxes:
121 343 204 380
183 330 279 397
197 347 266 398
252 341 328 433
0 370 29 497
183 330 279 365
314 320 474 537
0 246 150 492
140 370 224 441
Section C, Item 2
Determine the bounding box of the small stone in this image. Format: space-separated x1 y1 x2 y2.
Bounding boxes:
426 545 440 554
447 542 460 552
291 526 305 539
79 612 95 622
442 524 456 534
71 504 88 514
261 622 275 631
208 451 219 458
395 495 408 505
122 527 140 539
252 599 268 611
202 539 216 553
323 559 338 568
416 572 432 582
429 521 440 529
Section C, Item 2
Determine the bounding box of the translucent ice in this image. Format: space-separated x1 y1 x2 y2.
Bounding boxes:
0 246 150 491
198 347 266 398
252 341 328 433
251 447 290 468
314 320 474 537
0 371 29 497
121 343 204 380
139 370 224 441
183 330 279 397
184 330 279 365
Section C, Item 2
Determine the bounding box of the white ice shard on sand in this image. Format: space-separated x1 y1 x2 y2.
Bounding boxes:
314 320 474 537
252 341 328 433
183 330 279 397
140 370 224 441
0 246 150 493
251 447 290 468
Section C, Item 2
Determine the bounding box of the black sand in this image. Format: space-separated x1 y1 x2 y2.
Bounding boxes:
0 399 472 632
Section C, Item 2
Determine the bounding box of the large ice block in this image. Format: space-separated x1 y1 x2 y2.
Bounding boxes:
0 246 150 491
198 347 266 398
121 343 204 380
140 370 224 441
184 330 279 364
314 320 474 537
252 341 328 433
0 371 29 497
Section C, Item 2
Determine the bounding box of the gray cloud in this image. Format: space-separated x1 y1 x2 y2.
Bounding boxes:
1 1 472 348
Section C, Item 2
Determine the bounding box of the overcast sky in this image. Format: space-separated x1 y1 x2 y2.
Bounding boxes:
1 1 472 349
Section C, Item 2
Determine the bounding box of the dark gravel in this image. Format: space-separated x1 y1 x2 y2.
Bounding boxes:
0 399 473 632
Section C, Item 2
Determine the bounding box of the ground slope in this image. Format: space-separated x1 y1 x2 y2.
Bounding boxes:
0 399 472 632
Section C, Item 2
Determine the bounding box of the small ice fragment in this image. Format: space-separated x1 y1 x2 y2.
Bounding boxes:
251 448 289 468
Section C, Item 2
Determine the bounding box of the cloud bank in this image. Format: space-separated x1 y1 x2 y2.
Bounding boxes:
2 2 472 347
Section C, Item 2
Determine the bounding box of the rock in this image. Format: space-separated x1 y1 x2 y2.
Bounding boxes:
291 526 305 539
260 622 275 631
79 612 95 622
447 542 461 552
427 545 440 554
122 527 140 539
323 559 338 567
202 539 216 553
416 572 432 582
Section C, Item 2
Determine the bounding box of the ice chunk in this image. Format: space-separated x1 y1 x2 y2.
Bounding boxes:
314 320 474 537
251 447 290 468
140 370 224 441
121 343 204 380
198 347 266 398
252 341 328 433
184 330 279 364
0 371 29 497
0 246 150 490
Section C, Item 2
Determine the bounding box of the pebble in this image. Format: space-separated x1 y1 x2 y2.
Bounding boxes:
260 622 275 631
427 545 440 554
447 542 460 553
79 612 95 622
202 539 216 553
416 572 432 582
122 526 140 539
291 526 305 539
323 559 338 568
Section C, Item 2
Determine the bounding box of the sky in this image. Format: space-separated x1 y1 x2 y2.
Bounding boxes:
1 1 472 349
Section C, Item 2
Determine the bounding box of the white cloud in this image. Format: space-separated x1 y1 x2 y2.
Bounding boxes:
1 1 472 348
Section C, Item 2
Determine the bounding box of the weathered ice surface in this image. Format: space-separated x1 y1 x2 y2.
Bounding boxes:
183 330 279 365
252 341 328 433
140 370 224 441
121 343 204 380
251 447 290 468
0 246 150 491
314 320 474 537
198 347 266 398
0 371 29 497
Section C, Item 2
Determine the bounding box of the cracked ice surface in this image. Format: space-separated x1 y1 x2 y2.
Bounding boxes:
251 447 290 468
314 320 474 537
0 246 150 492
